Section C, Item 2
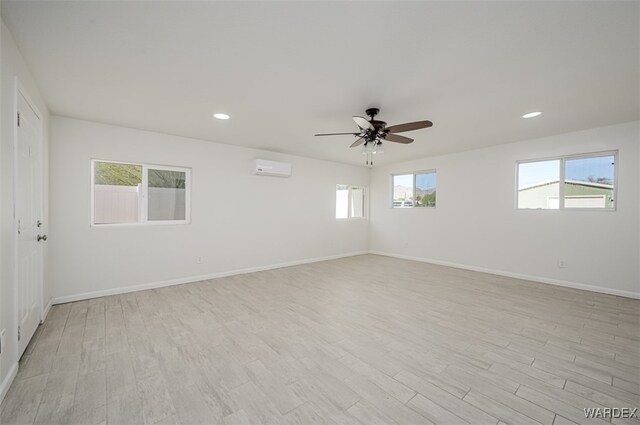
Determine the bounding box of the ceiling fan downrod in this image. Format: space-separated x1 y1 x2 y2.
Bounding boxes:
365 108 379 119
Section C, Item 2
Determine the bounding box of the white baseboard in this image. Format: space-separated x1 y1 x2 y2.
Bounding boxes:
52 251 369 304
50 249 639 304
369 251 640 300
0 362 18 404
41 298 53 323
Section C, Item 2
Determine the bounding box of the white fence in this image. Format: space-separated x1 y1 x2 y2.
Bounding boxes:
94 185 140 224
148 187 186 220
94 185 186 224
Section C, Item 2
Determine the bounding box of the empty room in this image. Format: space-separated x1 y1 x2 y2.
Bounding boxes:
0 1 638 424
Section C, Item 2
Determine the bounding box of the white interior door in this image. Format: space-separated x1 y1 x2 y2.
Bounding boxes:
16 90 44 357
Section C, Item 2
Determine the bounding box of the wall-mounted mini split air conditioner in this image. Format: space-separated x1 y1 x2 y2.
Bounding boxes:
253 159 292 177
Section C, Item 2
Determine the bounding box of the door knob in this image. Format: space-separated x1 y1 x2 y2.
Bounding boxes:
37 235 47 242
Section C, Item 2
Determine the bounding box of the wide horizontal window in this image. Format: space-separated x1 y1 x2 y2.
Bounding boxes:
392 171 436 208
336 185 365 219
517 152 616 210
92 160 191 225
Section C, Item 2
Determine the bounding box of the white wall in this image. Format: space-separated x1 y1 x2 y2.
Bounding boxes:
0 20 50 398
48 116 370 301
47 118 640 302
370 121 640 298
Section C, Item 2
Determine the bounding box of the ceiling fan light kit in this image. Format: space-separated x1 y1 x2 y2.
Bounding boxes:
362 140 384 155
314 108 433 166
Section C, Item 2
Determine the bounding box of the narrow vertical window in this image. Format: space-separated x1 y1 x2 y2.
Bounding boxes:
336 185 349 219
336 185 365 219
350 187 364 217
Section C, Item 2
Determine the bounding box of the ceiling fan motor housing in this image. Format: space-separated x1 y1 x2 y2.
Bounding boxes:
363 110 387 142
368 121 388 142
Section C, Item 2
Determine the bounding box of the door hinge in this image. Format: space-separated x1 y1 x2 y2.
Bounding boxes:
17 112 20 127
18 326 21 341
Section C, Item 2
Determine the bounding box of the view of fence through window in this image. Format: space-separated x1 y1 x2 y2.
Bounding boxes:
392 171 436 208
93 161 190 225
517 153 615 209
148 169 187 221
94 162 142 224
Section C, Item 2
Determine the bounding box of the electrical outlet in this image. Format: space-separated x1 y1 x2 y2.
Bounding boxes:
0 329 5 354
558 259 568 269
196 256 202 264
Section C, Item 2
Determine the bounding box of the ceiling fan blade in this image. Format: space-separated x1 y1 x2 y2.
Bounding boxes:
314 132 361 137
384 133 414 144
350 137 365 148
386 120 433 134
352 116 373 130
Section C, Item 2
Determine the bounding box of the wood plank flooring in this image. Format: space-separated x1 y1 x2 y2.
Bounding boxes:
1 254 638 425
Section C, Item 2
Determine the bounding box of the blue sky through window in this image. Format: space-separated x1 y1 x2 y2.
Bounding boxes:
518 160 559 188
416 172 436 190
393 174 413 187
518 155 614 189
565 155 614 183
394 173 436 190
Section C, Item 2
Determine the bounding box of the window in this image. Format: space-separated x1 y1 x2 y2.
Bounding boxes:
92 160 191 225
392 171 436 208
517 152 616 210
147 168 187 221
336 185 364 219
517 160 560 209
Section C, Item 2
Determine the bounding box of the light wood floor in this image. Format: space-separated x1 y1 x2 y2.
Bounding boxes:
1 254 638 425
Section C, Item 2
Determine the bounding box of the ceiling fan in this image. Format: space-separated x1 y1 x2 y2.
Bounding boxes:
315 108 433 165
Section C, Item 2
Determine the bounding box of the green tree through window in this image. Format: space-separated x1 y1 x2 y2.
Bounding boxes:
94 162 142 186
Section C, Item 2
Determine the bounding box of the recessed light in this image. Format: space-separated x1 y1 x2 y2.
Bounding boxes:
213 113 230 120
522 111 542 119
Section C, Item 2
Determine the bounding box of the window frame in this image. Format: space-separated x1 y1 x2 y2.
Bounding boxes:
90 159 192 227
335 184 367 220
390 169 437 209
515 150 618 211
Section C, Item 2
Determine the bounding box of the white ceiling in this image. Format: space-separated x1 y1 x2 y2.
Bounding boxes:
2 1 638 166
